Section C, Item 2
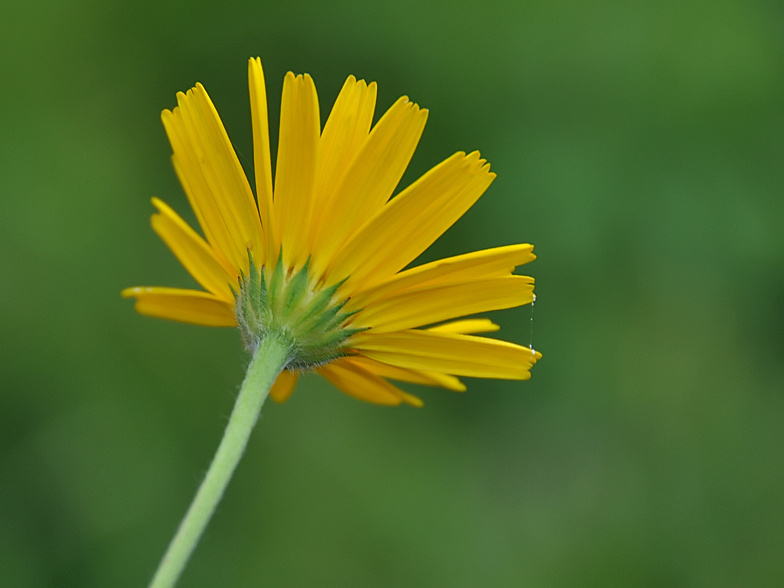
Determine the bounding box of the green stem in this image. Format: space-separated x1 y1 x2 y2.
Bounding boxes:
149 336 291 588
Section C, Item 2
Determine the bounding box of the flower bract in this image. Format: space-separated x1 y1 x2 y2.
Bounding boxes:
123 58 541 406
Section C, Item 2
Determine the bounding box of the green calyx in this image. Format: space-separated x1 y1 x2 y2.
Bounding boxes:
234 254 365 369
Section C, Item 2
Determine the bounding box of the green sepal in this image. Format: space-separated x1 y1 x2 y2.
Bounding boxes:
322 308 363 333
266 249 286 319
294 278 346 325
283 258 310 315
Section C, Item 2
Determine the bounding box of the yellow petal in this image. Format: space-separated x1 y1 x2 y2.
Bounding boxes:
273 72 320 270
150 197 237 301
121 287 237 327
248 58 275 262
345 356 465 391
164 117 236 268
353 275 534 333
318 360 423 407
428 319 500 335
188 84 265 266
328 151 495 290
311 96 428 280
308 76 376 253
347 244 535 310
162 84 264 273
352 330 541 380
269 370 299 403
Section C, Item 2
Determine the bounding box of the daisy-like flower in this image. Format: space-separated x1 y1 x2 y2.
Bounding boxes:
126 58 541 588
124 58 540 408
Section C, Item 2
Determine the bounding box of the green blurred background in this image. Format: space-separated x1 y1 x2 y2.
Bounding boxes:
2 0 783 586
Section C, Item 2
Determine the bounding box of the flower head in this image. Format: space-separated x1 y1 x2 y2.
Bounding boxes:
123 58 541 407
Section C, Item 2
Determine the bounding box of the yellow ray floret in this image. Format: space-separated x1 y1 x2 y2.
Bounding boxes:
351 330 541 380
269 370 299 403
150 197 236 301
122 287 236 327
428 318 500 335
354 275 534 333
162 87 264 274
248 58 274 257
345 356 466 392
345 244 535 310
318 360 424 407
273 72 320 270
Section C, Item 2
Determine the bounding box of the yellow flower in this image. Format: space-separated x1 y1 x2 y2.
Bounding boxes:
123 58 541 407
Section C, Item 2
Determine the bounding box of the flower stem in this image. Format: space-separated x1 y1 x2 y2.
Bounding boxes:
149 335 291 588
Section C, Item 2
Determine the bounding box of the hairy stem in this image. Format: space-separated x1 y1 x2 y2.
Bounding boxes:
149 336 291 588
